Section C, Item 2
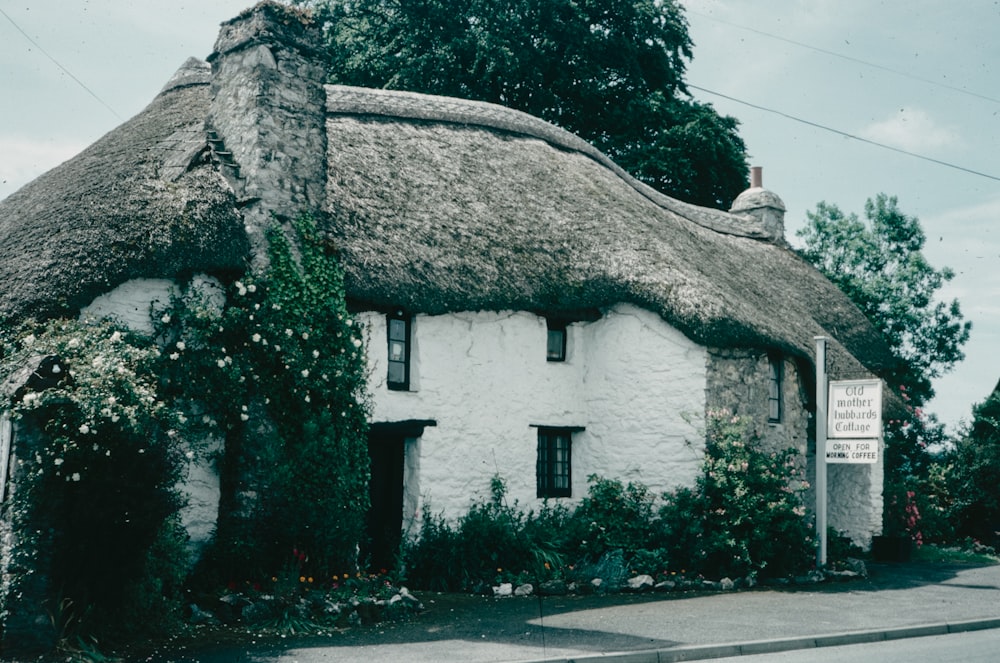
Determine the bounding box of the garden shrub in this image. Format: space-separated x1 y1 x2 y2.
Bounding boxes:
403 414 815 591
0 319 186 644
661 411 813 579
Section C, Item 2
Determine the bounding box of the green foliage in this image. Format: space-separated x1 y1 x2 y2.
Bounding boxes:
404 415 813 590
563 475 657 562
158 213 371 580
946 384 1000 548
0 318 185 644
308 0 748 209
661 412 813 579
796 194 970 405
0 212 370 650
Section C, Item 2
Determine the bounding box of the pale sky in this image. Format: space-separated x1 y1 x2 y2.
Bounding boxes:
1 1 997 432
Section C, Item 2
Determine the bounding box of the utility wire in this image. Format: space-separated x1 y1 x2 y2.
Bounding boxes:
688 84 1000 183
688 9 1000 106
0 7 123 121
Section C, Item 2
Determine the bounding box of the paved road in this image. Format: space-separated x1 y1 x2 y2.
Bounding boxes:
143 561 1000 663
727 628 1000 662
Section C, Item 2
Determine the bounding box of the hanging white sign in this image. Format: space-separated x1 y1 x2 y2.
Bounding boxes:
825 438 878 464
828 379 882 439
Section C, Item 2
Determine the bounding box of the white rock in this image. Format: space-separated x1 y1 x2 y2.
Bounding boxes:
493 583 513 597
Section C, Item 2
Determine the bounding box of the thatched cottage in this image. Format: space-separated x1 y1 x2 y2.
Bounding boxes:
0 1 895 598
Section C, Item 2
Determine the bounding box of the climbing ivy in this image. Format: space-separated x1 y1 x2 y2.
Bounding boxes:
156 213 371 582
0 212 370 645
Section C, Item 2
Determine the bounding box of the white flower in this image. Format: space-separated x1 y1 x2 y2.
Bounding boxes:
352 338 362 348
301 369 310 378
176 341 186 351
235 281 247 296
252 333 262 343
301 332 309 340
51 363 61 374
78 424 90 435
312 350 320 359
240 413 250 422
54 458 64 466
216 359 226 368
169 353 179 361
247 284 256 293
185 450 195 460
71 473 81 482
285 328 293 337
161 313 171 324
109 331 122 343
304 394 311 403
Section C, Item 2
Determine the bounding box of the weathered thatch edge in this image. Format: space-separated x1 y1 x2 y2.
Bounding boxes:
326 85 770 241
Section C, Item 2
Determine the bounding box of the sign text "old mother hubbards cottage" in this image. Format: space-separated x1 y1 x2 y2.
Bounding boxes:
826 379 882 464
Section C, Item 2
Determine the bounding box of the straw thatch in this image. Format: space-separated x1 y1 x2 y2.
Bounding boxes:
0 48 895 381
0 58 247 324
321 87 894 376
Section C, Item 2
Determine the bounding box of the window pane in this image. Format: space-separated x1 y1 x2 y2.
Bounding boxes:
547 329 565 361
388 361 406 385
390 340 405 362
389 318 407 341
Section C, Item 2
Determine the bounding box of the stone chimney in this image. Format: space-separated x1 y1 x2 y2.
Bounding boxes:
730 166 786 242
206 2 327 266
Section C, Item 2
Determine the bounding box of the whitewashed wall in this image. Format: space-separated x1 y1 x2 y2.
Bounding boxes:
361 303 707 529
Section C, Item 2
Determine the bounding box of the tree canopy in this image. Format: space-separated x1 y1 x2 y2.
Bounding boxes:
305 0 749 209
796 193 971 406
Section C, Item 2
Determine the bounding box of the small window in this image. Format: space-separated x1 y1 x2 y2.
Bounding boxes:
546 320 566 362
768 354 783 423
387 311 410 391
536 427 573 498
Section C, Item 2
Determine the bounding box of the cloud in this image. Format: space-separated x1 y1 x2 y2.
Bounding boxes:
0 136 86 201
859 108 961 153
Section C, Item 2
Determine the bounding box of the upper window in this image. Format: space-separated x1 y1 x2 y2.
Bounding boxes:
387 310 410 391
536 427 575 498
768 354 783 423
546 320 567 362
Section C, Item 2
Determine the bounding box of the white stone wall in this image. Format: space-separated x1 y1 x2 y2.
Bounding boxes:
361 303 707 528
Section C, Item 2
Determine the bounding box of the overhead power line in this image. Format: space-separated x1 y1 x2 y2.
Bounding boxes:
0 7 123 121
688 10 1000 106
688 84 1000 183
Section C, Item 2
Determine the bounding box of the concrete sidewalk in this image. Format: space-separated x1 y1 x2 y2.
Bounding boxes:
149 562 1000 662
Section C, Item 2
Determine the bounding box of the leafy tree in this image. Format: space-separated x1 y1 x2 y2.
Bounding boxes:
305 0 748 209
796 193 970 405
947 383 1000 548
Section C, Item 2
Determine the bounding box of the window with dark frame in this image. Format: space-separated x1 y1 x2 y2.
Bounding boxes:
546 320 567 362
387 310 410 391
768 354 783 423
536 427 573 498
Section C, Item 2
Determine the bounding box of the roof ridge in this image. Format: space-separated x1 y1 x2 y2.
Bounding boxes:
325 84 771 241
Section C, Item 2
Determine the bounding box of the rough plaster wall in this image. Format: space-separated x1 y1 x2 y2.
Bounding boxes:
80 278 177 334
362 303 707 528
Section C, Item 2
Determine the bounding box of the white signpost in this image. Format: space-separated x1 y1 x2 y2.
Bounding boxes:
815 337 883 567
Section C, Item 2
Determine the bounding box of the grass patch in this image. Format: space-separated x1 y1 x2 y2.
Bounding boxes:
912 543 1000 565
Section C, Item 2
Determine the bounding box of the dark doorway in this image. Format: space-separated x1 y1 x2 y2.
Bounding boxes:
366 430 404 572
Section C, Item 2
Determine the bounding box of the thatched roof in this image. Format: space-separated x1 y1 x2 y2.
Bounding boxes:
0 58 247 324
0 28 895 382
321 87 894 375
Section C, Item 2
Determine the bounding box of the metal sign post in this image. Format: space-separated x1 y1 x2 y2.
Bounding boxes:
814 336 828 568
